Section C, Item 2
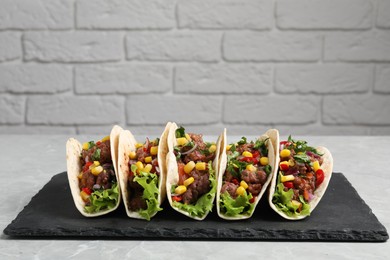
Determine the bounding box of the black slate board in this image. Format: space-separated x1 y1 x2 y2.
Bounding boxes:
3 172 388 241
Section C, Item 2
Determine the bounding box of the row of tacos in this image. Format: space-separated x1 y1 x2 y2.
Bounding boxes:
66 123 333 221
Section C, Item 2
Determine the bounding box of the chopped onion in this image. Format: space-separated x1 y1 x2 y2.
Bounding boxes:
180 143 198 155
93 184 101 190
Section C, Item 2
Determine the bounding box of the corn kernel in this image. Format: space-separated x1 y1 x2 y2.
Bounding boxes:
281 174 295 182
209 144 217 153
145 156 152 163
236 186 246 196
246 164 256 172
184 177 195 187
91 166 103 176
288 159 295 167
184 161 195 174
150 146 158 155
312 160 321 172
144 164 152 173
80 190 90 201
101 135 110 142
242 151 253 158
82 142 89 150
280 149 291 158
135 143 143 149
93 161 100 166
240 180 249 189
260 157 269 166
226 145 232 151
195 162 206 171
175 185 187 195
297 151 304 155
177 137 188 146
129 151 137 160
78 172 83 179
185 133 191 141
135 161 144 171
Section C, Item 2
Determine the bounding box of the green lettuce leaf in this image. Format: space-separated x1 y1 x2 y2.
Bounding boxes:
172 161 216 218
272 183 311 217
133 170 162 221
219 191 254 217
84 182 119 214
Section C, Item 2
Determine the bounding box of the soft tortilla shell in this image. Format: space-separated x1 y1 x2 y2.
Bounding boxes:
166 123 223 221
66 126 122 217
216 129 277 220
268 145 333 220
117 123 171 219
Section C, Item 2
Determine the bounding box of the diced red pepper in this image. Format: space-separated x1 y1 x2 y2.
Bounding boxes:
172 196 182 202
249 196 256 203
283 181 294 189
82 187 92 195
280 162 289 171
231 178 239 185
316 169 324 187
83 161 93 172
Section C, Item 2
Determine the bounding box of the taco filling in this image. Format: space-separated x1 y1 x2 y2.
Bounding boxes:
78 136 119 214
272 136 325 217
127 138 162 220
219 137 272 217
170 127 217 218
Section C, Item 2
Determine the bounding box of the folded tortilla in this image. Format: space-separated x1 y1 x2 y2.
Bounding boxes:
166 123 223 220
117 123 171 220
268 136 333 220
216 129 278 220
66 125 123 217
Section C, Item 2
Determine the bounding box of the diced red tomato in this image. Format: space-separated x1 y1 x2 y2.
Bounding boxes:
239 156 258 164
178 163 186 185
252 151 260 158
280 163 289 171
249 196 256 203
231 178 239 185
83 161 93 172
82 187 92 195
172 196 182 202
316 169 324 187
96 141 101 146
283 181 294 189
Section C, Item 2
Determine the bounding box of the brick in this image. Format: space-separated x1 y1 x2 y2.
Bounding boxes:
0 0 72 29
0 32 21 62
275 64 372 94
223 95 319 124
178 0 273 29
0 95 24 124
0 64 72 93
27 96 124 125
24 31 123 63
126 95 222 125
76 64 172 94
275 125 371 136
0 126 76 134
377 0 390 28
323 95 390 125
370 127 390 135
375 65 390 93
223 32 321 61
175 64 272 94
126 31 221 62
277 0 372 29
325 31 390 61
77 0 175 29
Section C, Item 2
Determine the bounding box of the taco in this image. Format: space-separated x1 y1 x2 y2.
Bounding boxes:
166 123 223 220
117 123 171 220
216 129 277 220
66 125 123 217
268 135 333 220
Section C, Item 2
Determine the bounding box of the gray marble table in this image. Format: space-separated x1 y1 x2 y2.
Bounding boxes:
1 135 389 259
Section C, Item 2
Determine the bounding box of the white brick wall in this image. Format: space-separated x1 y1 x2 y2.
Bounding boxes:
0 0 390 136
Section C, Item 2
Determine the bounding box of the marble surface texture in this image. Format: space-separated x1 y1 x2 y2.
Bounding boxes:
1 135 389 259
